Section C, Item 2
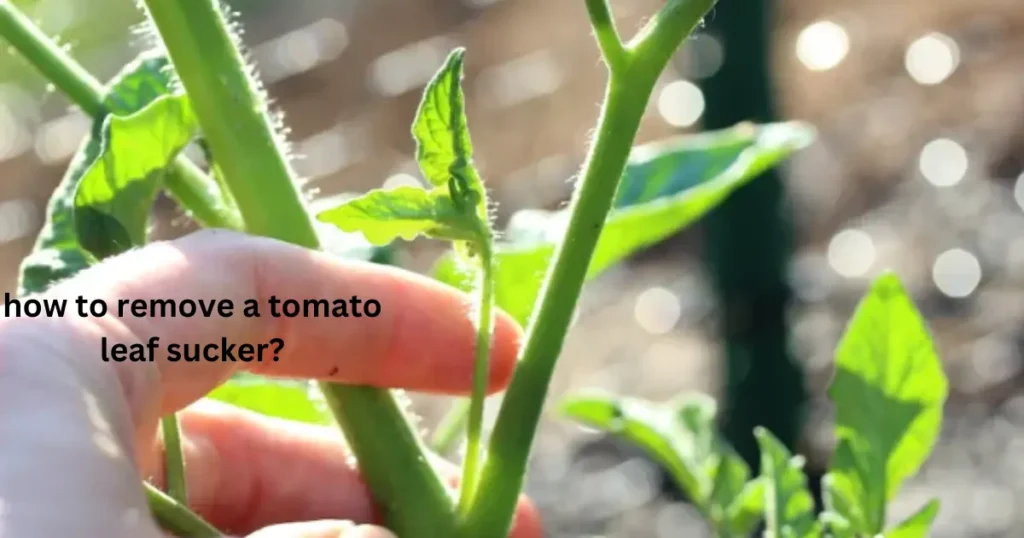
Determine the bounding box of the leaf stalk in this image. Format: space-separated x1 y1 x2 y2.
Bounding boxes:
458 240 496 516
160 415 188 503
584 0 626 71
144 483 219 537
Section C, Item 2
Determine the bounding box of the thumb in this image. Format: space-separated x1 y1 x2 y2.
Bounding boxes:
241 520 397 538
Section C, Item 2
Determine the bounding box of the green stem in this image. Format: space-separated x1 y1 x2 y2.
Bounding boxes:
145 482 219 538
139 2 456 536
0 0 102 114
169 160 243 232
320 386 458 536
430 398 470 455
138 0 309 244
584 0 626 70
458 243 495 516
161 414 188 503
0 0 242 232
459 1 716 535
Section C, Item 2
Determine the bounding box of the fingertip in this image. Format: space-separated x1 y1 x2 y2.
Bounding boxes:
486 309 524 393
243 520 397 538
510 494 544 538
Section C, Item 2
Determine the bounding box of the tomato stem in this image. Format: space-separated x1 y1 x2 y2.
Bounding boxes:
458 1 718 535
458 240 496 516
138 1 457 535
160 415 188 504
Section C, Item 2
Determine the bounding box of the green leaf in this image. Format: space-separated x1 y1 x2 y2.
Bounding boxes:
433 121 815 325
18 52 176 295
207 373 332 426
74 93 199 259
318 51 493 251
561 392 760 534
411 48 480 196
825 273 948 534
755 427 821 538
102 52 176 115
612 121 799 208
316 186 480 246
884 499 939 538
725 477 766 536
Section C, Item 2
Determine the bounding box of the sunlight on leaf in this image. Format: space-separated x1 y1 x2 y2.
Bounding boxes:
74 93 198 260
316 186 480 245
823 273 948 535
411 48 478 193
18 52 176 294
755 427 821 538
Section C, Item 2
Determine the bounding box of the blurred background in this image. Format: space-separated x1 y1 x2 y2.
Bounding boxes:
3 0 1024 536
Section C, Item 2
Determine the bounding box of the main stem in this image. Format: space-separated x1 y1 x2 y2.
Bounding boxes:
458 242 495 515
460 2 716 535
139 1 456 536
459 74 651 537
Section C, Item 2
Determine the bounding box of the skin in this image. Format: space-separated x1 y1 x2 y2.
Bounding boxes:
0 229 543 538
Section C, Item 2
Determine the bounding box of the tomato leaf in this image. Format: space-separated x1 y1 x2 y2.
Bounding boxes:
318 49 489 248
316 186 480 245
612 121 791 208
755 427 821 538
561 392 761 534
18 52 176 294
823 273 948 534
725 477 767 536
411 48 483 206
207 373 332 426
434 121 815 325
74 93 198 259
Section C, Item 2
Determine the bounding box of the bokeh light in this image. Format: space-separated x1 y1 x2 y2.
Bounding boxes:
932 248 982 298
687 33 725 79
656 80 704 128
827 228 876 278
477 50 563 108
633 286 681 335
34 112 89 165
795 21 850 71
370 36 456 96
0 101 31 162
919 138 968 187
0 198 39 244
905 32 960 85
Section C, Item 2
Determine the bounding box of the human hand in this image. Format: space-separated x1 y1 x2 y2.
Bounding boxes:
0 230 543 538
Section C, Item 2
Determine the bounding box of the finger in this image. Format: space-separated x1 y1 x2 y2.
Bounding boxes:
243 521 395 538
149 399 542 538
42 229 522 456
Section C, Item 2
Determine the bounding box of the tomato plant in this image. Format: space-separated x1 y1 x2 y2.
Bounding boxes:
0 0 949 537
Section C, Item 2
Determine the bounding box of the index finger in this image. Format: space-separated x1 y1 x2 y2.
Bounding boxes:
46 229 522 416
